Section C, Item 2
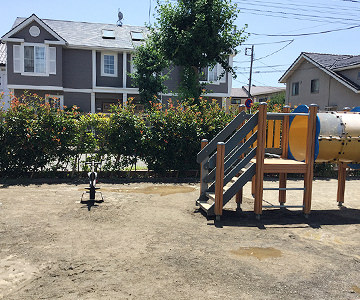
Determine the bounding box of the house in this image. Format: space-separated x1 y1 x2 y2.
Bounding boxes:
279 52 360 110
0 43 10 110
227 85 285 112
1 14 232 113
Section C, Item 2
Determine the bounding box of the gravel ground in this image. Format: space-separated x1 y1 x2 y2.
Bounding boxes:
0 179 359 299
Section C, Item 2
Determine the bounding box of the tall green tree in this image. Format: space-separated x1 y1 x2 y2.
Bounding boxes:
153 0 247 102
131 39 169 107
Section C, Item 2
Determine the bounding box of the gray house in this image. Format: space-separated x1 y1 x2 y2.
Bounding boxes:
0 43 10 110
279 52 360 110
1 14 232 112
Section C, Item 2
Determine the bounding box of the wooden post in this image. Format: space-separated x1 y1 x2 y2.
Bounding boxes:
215 142 225 220
199 139 209 199
337 162 347 206
236 105 246 210
254 103 267 217
279 105 290 204
303 104 318 215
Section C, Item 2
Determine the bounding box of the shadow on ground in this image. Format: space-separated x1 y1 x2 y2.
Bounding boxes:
195 206 360 229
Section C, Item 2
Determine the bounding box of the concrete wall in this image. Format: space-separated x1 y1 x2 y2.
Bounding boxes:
63 49 92 89
285 60 360 110
329 77 360 109
64 92 91 112
7 42 63 87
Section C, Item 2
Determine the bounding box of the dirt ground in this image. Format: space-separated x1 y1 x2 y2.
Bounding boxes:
0 178 359 300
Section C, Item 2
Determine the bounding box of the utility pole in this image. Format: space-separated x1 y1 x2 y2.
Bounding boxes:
245 45 254 98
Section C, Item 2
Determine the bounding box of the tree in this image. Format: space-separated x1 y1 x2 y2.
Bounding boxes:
131 39 169 107
153 0 247 102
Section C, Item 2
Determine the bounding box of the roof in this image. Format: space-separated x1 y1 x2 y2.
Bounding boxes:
279 52 360 93
11 16 147 50
0 43 6 65
231 86 285 98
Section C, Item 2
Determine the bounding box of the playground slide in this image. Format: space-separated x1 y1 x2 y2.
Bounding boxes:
288 105 360 164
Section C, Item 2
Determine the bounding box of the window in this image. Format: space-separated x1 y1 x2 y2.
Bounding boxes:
102 29 115 39
13 44 56 76
200 64 226 83
208 65 217 82
24 45 46 74
311 79 319 94
130 31 144 41
45 94 64 109
101 52 118 77
291 82 299 96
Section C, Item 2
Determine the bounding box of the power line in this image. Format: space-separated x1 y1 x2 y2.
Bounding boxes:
249 24 360 37
236 0 360 15
254 40 294 61
239 8 360 24
242 39 294 45
234 64 290 68
238 10 359 26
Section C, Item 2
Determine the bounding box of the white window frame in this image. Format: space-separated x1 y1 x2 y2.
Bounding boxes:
14 43 56 77
101 52 118 77
21 43 48 76
45 94 64 109
200 63 227 85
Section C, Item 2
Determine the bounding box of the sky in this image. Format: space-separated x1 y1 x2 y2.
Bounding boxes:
1 0 360 89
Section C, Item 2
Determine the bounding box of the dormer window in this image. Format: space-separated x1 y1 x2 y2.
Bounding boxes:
130 31 144 41
102 29 115 39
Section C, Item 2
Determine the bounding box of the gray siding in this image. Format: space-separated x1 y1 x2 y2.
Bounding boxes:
164 66 182 93
163 65 229 95
338 67 360 86
95 92 122 112
63 49 92 89
7 42 63 87
11 21 58 43
64 92 91 112
14 89 63 99
96 52 123 87
205 76 229 94
285 60 360 110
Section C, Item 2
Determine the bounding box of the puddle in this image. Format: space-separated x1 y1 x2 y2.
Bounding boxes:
352 285 360 294
100 186 196 196
230 247 282 260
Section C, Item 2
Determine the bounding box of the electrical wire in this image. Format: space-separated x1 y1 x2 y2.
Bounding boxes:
236 0 360 15
242 39 294 45
239 8 360 24
239 11 359 26
249 24 360 37
254 40 294 61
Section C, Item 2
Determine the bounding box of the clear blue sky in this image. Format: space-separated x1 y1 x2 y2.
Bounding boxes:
1 0 360 88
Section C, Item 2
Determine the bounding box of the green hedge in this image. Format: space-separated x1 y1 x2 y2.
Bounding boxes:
0 93 233 175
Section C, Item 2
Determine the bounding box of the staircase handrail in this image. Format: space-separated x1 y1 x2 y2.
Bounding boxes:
196 111 248 164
